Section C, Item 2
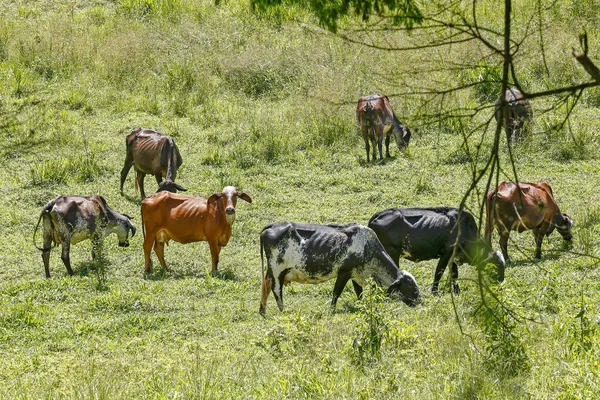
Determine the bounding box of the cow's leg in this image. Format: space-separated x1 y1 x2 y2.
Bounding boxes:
272 271 286 312
499 232 510 262
375 125 384 160
451 261 460 294
259 271 274 316
154 173 163 186
331 271 352 309
362 126 371 162
383 123 392 157
352 280 363 299
385 132 391 158
136 171 147 199
42 231 53 279
533 228 544 259
431 253 452 295
143 233 155 273
120 153 134 194
60 241 74 277
208 239 221 275
153 240 170 271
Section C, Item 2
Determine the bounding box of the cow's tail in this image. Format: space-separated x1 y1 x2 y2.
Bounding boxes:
260 231 265 284
33 200 55 252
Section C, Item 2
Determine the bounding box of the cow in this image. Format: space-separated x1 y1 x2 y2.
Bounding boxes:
33 195 136 278
259 222 420 316
120 127 187 199
485 181 574 261
141 186 252 274
356 94 411 162
368 207 505 295
494 87 532 144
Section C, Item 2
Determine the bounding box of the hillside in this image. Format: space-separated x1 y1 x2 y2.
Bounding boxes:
0 0 599 398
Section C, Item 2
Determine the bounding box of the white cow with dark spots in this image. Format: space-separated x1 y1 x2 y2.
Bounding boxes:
259 222 420 316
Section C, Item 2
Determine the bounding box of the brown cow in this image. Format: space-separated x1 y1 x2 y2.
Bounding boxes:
356 94 411 162
120 128 187 199
33 195 136 278
141 186 252 274
494 88 532 144
485 181 573 261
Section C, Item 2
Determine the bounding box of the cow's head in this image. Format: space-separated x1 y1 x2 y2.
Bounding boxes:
478 249 506 283
157 179 187 194
111 213 136 247
548 212 574 241
388 270 421 307
207 186 252 223
392 116 411 150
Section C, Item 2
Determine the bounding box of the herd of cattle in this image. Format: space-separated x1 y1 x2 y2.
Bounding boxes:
32 90 574 315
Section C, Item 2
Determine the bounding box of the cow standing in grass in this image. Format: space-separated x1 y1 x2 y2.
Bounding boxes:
356 94 411 162
141 186 252 274
259 221 420 316
494 88 532 144
368 207 505 295
120 128 187 199
33 195 136 278
485 181 573 261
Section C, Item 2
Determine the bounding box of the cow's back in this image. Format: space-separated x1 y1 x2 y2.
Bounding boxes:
128 129 170 173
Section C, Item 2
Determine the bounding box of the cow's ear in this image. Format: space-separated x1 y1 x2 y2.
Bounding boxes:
175 183 187 192
207 193 223 204
237 192 252 203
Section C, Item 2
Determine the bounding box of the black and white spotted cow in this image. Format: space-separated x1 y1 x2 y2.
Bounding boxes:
368 207 505 295
33 195 136 278
259 221 420 316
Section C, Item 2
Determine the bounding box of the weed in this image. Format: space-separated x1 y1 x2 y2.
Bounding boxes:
349 283 390 365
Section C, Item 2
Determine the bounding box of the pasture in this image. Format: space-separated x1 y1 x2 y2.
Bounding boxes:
1 0 599 398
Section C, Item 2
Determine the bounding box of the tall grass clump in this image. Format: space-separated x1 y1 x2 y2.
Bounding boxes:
349 283 391 365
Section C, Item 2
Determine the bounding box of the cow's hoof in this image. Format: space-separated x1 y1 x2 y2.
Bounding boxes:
209 269 219 277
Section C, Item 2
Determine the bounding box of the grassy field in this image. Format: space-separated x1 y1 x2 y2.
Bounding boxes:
1 0 600 398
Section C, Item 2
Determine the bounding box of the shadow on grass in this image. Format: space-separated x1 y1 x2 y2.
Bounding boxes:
357 156 397 167
143 265 239 281
78 259 110 291
121 192 143 205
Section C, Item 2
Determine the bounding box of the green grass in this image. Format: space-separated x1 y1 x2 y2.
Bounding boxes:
1 0 599 398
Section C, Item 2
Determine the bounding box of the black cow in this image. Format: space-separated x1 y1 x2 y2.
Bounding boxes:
33 195 136 278
368 207 505 295
120 128 186 199
259 222 420 316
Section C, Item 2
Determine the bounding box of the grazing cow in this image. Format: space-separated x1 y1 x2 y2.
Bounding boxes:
494 87 532 143
120 128 187 199
141 186 252 274
356 94 411 162
485 181 573 261
259 222 420 316
33 195 136 278
368 207 505 295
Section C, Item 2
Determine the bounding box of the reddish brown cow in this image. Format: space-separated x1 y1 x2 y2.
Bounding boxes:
356 94 411 162
141 186 252 274
494 88 532 144
120 128 187 199
485 181 573 261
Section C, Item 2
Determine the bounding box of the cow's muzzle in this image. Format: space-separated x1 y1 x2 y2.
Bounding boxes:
226 207 236 215
119 241 130 248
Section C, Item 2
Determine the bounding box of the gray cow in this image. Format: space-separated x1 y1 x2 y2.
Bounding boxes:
494 88 532 144
120 128 186 199
33 195 136 278
259 222 420 316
